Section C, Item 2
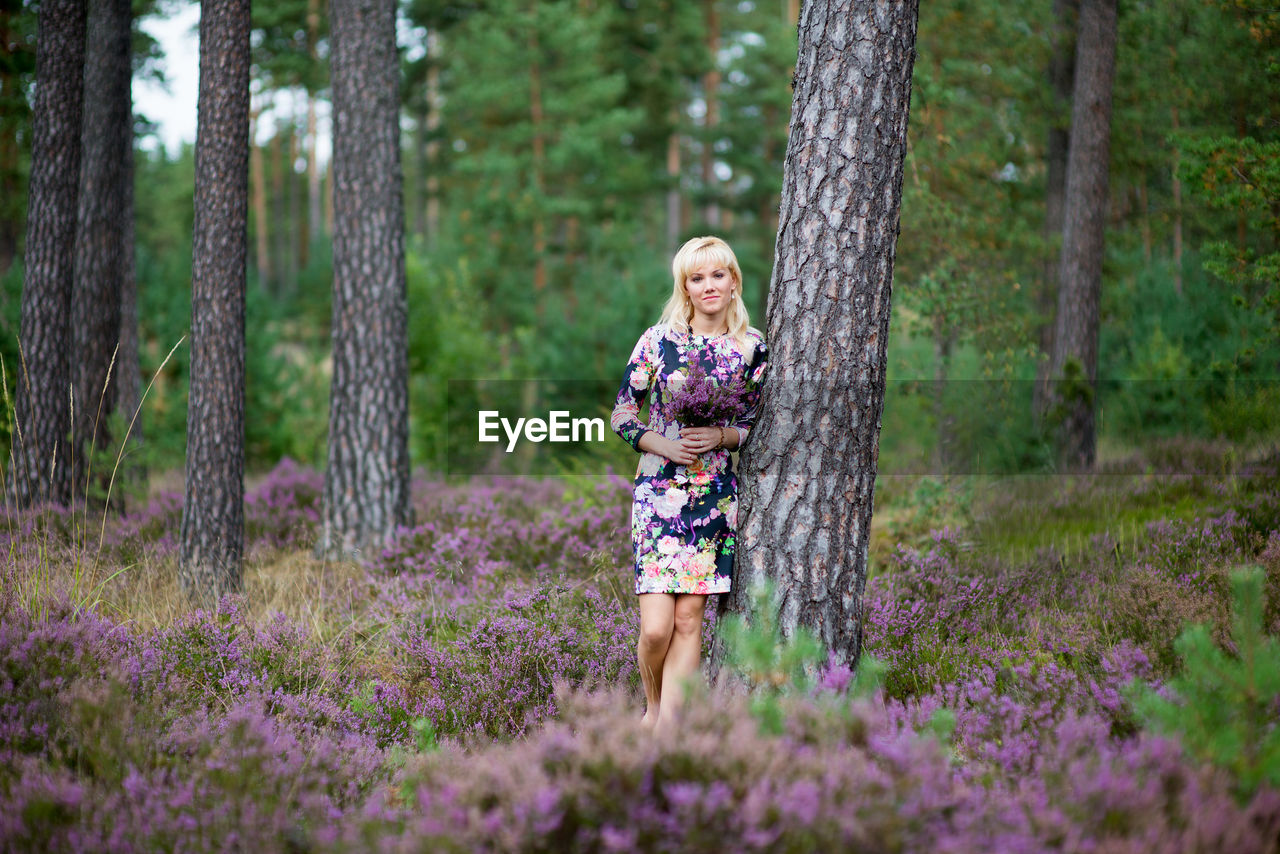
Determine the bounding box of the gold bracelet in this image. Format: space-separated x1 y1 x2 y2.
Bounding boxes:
718 427 725 449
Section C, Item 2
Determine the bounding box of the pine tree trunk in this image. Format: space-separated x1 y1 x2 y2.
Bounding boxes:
71 0 131 498
710 0 920 676
1034 0 1078 422
306 0 322 247
1171 105 1183 296
0 4 27 277
424 30 441 248
1046 0 1116 471
270 118 285 296
116 125 144 500
11 0 86 509
320 0 413 559
701 0 720 228
665 118 681 253
180 0 250 603
250 109 271 287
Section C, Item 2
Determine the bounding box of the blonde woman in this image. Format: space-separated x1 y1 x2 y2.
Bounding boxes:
611 235 769 733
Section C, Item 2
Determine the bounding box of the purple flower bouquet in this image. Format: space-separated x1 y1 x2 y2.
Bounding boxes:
667 360 748 428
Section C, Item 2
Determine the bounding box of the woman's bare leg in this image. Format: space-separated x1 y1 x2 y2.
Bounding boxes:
637 593 676 730
655 594 708 734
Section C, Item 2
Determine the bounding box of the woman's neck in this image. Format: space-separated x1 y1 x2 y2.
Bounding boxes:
689 314 728 337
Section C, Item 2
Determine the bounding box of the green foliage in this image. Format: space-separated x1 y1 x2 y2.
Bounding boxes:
1127 566 1280 800
719 579 886 736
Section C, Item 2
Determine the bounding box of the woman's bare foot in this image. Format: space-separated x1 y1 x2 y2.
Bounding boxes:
640 709 659 732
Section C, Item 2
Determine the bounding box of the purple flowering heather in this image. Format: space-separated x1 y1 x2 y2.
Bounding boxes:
666 359 749 428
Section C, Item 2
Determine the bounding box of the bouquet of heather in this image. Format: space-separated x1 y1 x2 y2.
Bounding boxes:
668 360 749 428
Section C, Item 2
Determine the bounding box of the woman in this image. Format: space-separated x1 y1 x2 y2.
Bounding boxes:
611 235 768 733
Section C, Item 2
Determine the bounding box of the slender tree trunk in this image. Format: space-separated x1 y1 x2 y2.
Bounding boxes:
932 314 954 475
180 0 250 602
11 0 86 509
1034 0 1078 422
320 0 413 558
116 123 143 497
528 11 547 299
1136 172 1151 264
711 0 920 676
424 30 441 247
250 109 271 287
306 0 322 248
1046 0 1117 471
701 0 720 228
288 106 302 286
71 0 131 499
0 3 28 277
665 117 681 253
270 117 286 296
294 103 307 272
1170 105 1183 296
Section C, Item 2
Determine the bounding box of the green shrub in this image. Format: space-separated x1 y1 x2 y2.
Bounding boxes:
1127 565 1280 800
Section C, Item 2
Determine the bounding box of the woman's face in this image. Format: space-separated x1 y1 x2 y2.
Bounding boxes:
683 261 735 324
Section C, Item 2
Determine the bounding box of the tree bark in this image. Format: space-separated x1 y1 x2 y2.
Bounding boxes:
1046 0 1116 471
180 0 250 603
1033 0 1078 422
12 0 86 509
319 0 413 559
711 0 920 676
71 0 132 498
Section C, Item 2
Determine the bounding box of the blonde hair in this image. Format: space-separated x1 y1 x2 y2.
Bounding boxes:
658 235 756 354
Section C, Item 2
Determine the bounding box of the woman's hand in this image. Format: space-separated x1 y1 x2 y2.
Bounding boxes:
637 432 697 466
679 426 725 456
658 436 698 466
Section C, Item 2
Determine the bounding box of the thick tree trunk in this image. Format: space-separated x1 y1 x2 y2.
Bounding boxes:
11 0 86 509
71 0 131 498
1034 0 1078 421
1046 0 1116 471
711 0 920 676
319 0 413 559
180 0 250 603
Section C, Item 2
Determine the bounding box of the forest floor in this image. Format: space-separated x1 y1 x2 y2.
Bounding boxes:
3 437 1280 850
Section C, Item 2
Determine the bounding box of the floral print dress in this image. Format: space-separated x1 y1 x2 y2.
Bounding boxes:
611 324 768 595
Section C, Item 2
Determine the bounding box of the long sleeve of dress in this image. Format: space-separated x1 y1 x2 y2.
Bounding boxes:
611 327 660 452
732 336 769 448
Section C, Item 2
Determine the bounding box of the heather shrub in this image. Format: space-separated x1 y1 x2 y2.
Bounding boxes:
243 457 324 550
1129 566 1280 800
1262 531 1280 634
396 584 639 739
368 685 1280 853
